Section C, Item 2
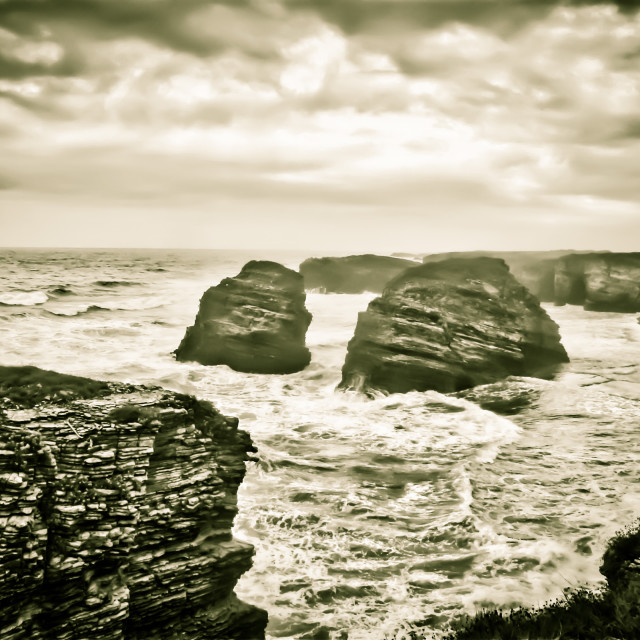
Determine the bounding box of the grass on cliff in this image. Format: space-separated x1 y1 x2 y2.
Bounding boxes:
0 365 110 407
440 520 640 640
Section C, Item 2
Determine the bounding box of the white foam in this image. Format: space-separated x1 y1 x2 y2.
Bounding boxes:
0 290 48 306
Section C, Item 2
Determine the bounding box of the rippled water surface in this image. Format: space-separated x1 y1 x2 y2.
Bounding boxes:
1 248 639 639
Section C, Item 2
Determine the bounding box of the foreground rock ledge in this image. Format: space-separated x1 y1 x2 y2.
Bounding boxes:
0 365 267 640
176 261 312 374
339 258 569 395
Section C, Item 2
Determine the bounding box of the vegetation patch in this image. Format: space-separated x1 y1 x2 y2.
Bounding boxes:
0 365 110 408
442 520 640 640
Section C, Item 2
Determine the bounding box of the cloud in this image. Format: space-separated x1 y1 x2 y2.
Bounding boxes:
0 0 639 250
281 0 640 37
0 0 225 57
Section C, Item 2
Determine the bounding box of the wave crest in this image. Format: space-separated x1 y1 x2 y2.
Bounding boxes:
0 291 48 306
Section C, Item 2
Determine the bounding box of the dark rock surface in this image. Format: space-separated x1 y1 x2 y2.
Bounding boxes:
454 377 553 415
0 365 267 640
339 258 569 395
554 252 640 311
299 254 417 294
175 261 312 373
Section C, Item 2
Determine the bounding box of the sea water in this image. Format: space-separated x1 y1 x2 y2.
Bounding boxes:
1 248 639 639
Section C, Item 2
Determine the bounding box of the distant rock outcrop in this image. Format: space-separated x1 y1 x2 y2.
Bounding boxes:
420 250 640 311
421 250 589 302
339 258 569 395
554 253 640 311
299 254 416 294
175 261 312 373
0 365 267 640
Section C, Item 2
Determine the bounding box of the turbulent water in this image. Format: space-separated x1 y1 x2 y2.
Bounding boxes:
2 248 640 639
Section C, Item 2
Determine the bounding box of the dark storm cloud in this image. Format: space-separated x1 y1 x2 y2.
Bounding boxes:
2 0 638 71
282 0 640 35
615 117 640 140
0 173 17 189
283 0 545 35
0 48 83 79
0 0 278 61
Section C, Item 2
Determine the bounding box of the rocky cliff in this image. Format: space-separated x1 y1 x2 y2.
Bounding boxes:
339 258 569 395
0 365 267 640
299 254 416 294
554 252 640 311
175 261 312 373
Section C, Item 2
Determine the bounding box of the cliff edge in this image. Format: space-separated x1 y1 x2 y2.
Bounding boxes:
0 365 267 640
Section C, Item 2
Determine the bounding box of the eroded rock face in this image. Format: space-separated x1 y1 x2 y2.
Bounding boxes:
554 253 640 311
175 261 312 373
299 254 416 294
0 365 267 640
339 258 569 395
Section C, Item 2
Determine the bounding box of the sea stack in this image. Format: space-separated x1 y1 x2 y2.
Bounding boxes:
0 365 267 640
339 257 569 395
175 261 312 373
554 252 640 311
299 254 416 294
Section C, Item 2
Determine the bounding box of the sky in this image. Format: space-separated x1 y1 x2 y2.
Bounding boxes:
0 0 639 252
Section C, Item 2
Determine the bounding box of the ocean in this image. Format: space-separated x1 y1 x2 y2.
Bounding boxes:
1 247 639 639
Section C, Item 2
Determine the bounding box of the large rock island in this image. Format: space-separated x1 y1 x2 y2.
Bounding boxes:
175 261 312 373
0 365 267 640
339 258 569 395
299 254 416 294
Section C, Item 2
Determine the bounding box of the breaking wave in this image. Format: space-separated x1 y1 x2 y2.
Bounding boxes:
0 290 48 306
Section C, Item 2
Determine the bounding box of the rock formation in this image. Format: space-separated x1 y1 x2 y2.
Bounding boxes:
175 261 312 373
554 252 640 311
421 251 590 302
420 251 640 311
455 377 553 415
0 365 267 640
299 254 416 294
339 258 569 395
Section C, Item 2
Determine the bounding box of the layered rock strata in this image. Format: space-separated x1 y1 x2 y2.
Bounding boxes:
175 261 312 373
339 258 569 395
299 254 416 294
0 365 267 640
554 252 640 311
